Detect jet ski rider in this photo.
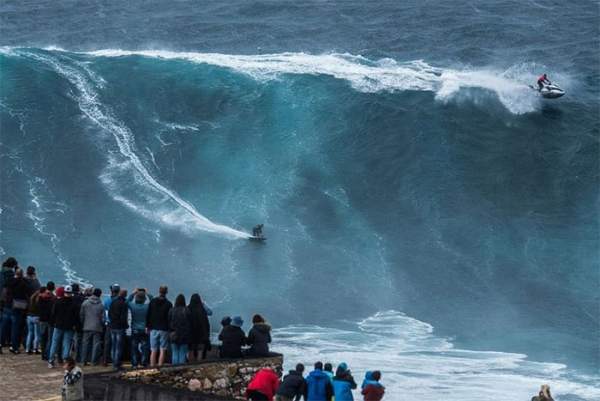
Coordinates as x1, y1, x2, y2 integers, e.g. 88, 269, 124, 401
537, 73, 551, 91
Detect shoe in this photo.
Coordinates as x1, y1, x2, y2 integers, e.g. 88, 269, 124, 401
48, 361, 55, 369
34, 349, 41, 355
9, 347, 20, 354
27, 350, 33, 355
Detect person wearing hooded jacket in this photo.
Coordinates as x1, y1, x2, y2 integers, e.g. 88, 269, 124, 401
276, 363, 306, 401
48, 285, 79, 367
306, 362, 334, 401
108, 289, 128, 370
332, 362, 357, 401
80, 288, 104, 365
219, 315, 246, 358
187, 293, 210, 362
361, 371, 384, 401
246, 313, 272, 357
7, 268, 34, 353
246, 367, 280, 401
38, 281, 56, 360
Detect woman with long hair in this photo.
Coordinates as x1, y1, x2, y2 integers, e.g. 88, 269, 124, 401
532, 385, 554, 401
168, 294, 191, 365
187, 293, 210, 362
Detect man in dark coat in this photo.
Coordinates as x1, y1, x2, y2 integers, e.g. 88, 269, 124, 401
108, 289, 128, 370
48, 285, 79, 367
5, 268, 34, 353
147, 285, 172, 367
219, 315, 246, 358
276, 363, 306, 401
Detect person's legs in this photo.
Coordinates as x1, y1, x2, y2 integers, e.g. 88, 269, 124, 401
10, 308, 23, 351
111, 329, 124, 369
140, 333, 149, 367
103, 326, 112, 365
32, 316, 40, 351
26, 316, 35, 352
74, 331, 83, 362
82, 331, 92, 364
39, 321, 48, 359
170, 343, 178, 365
180, 344, 188, 365
91, 332, 102, 365
48, 328, 64, 365
149, 330, 159, 367
61, 329, 74, 360
0, 307, 12, 346
131, 332, 140, 368
158, 330, 168, 367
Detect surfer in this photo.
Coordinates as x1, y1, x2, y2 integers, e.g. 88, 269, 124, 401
537, 73, 551, 91
252, 224, 264, 238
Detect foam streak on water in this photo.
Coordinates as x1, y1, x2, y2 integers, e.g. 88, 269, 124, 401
274, 311, 600, 401
16, 49, 249, 240
83, 49, 541, 114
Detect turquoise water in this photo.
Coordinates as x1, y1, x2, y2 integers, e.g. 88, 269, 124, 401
0, 2, 598, 399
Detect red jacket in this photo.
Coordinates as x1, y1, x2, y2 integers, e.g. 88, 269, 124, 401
246, 368, 280, 401
538, 75, 547, 83
362, 383, 385, 401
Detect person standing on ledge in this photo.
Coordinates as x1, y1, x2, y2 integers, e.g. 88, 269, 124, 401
168, 293, 192, 365
147, 285, 172, 367
108, 289, 128, 371
361, 371, 385, 401
276, 363, 306, 401
128, 288, 152, 368
187, 293, 211, 362
48, 285, 78, 368
79, 288, 104, 365
332, 362, 357, 401
306, 361, 334, 401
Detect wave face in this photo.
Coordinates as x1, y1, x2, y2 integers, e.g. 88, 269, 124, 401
0, 10, 598, 397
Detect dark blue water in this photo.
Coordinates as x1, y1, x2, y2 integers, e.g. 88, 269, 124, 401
1, 1, 598, 398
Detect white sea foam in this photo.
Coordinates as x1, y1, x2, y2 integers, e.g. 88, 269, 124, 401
81, 49, 542, 114
26, 178, 90, 286
18, 49, 249, 239
274, 311, 600, 401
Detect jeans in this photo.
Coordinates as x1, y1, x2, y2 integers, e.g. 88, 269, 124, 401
49, 328, 74, 363
110, 329, 125, 369
171, 343, 188, 365
131, 331, 149, 367
26, 315, 40, 352
82, 331, 102, 364
39, 321, 53, 360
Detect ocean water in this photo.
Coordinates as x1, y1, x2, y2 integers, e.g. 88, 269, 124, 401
0, 1, 598, 400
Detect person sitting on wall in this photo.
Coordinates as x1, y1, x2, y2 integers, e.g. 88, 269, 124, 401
246, 314, 272, 357
218, 315, 246, 358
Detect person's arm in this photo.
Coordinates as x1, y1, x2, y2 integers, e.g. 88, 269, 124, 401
267, 329, 272, 344
326, 381, 333, 401
202, 302, 213, 316
350, 375, 357, 390
247, 328, 254, 345
127, 292, 134, 303
79, 302, 86, 327
218, 329, 224, 341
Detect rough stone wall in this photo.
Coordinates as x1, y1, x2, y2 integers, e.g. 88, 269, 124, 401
118, 356, 283, 400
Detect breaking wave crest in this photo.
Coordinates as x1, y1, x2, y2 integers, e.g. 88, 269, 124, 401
83, 49, 543, 114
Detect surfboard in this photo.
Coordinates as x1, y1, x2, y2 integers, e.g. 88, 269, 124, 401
248, 236, 267, 242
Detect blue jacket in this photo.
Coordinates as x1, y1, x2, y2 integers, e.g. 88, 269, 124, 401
103, 295, 118, 324
333, 377, 356, 401
127, 293, 152, 332
306, 369, 333, 401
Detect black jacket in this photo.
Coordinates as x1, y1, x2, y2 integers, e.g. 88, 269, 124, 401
38, 292, 55, 322
277, 370, 306, 401
218, 325, 246, 358
10, 276, 33, 301
188, 305, 210, 345
168, 306, 192, 345
146, 296, 172, 331
109, 296, 129, 330
51, 296, 79, 330
72, 293, 85, 332
247, 322, 272, 356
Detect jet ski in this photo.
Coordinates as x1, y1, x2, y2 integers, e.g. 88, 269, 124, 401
532, 82, 565, 99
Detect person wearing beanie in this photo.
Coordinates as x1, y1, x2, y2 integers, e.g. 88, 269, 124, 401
80, 288, 104, 365
127, 288, 152, 368
219, 315, 246, 358
361, 371, 385, 401
38, 281, 56, 360
48, 285, 79, 367
332, 362, 357, 401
